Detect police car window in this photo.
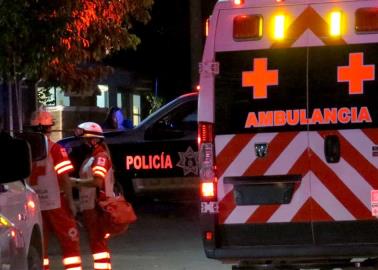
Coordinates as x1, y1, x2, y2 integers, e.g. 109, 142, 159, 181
161, 100, 197, 131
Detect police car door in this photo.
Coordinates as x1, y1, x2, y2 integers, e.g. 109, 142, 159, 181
214, 5, 312, 245
307, 1, 378, 245
132, 97, 199, 193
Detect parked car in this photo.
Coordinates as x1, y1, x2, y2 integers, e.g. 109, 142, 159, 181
59, 92, 199, 202
0, 132, 46, 270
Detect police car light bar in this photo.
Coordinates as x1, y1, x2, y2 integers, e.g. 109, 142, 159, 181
233, 15, 263, 40
355, 7, 378, 33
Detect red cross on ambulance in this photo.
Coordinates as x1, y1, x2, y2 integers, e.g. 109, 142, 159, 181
242, 58, 279, 99
337, 52, 375, 95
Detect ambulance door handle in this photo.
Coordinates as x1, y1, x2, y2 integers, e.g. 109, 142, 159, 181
324, 135, 340, 163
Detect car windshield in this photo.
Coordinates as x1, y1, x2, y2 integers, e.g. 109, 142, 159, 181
138, 93, 197, 127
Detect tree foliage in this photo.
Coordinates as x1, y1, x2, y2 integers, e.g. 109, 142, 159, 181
145, 92, 164, 114
0, 0, 153, 95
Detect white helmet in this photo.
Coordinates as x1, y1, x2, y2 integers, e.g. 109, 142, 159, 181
77, 122, 104, 138
31, 111, 54, 126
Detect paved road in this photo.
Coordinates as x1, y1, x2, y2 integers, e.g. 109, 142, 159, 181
48, 200, 231, 270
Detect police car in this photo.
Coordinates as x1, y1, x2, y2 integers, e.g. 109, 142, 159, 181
61, 92, 199, 201
198, 0, 378, 269
0, 132, 46, 270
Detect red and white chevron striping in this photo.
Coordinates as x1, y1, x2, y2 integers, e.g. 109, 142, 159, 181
215, 129, 378, 225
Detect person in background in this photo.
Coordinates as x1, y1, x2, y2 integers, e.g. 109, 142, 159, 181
70, 122, 114, 270
102, 106, 133, 130
29, 110, 82, 270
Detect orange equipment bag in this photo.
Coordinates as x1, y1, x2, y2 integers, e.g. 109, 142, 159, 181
97, 194, 137, 236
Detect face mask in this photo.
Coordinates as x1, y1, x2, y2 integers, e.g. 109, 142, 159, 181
80, 138, 94, 153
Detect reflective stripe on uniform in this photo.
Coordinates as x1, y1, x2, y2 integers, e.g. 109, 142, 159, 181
94, 262, 112, 270
93, 252, 111, 260
63, 256, 82, 265
93, 252, 111, 270
63, 256, 82, 270
57, 164, 74, 175
93, 170, 106, 178
93, 166, 107, 178
65, 267, 83, 270
54, 161, 72, 171
93, 166, 107, 174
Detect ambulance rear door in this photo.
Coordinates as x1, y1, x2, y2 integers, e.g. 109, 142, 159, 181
307, 0, 378, 246
213, 5, 313, 251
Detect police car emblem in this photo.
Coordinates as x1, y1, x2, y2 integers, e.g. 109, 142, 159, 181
255, 143, 268, 158
176, 146, 199, 176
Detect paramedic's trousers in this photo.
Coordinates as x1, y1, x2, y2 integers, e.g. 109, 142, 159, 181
42, 194, 82, 270
82, 208, 112, 270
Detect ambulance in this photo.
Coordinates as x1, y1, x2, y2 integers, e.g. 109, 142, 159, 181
197, 0, 378, 268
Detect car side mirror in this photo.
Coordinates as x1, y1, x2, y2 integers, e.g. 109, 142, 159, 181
0, 133, 32, 183
15, 132, 47, 161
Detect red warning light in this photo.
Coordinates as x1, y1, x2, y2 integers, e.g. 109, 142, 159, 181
234, 0, 244, 5
233, 15, 263, 40
355, 8, 378, 33
205, 231, 213, 241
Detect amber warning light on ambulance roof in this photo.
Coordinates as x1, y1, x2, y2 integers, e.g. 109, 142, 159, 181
233, 15, 263, 40
274, 15, 285, 40
329, 11, 342, 37
355, 8, 378, 33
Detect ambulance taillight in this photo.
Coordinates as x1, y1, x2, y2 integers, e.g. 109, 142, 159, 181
205, 18, 210, 37
355, 8, 378, 33
201, 182, 216, 198
233, 15, 263, 40
198, 122, 214, 144
198, 122, 216, 201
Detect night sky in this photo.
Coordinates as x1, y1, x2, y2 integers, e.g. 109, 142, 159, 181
105, 0, 217, 101
105, 0, 191, 100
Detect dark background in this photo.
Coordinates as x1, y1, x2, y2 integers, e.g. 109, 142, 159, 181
105, 0, 217, 101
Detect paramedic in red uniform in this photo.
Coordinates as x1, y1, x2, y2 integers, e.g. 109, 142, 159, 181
29, 111, 82, 270
70, 122, 114, 270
